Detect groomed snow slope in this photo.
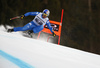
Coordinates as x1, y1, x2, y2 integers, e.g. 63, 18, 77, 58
0, 25, 100, 68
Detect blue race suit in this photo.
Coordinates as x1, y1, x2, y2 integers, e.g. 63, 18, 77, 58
14, 12, 54, 33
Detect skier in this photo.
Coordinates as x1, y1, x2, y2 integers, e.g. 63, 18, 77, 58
8, 9, 56, 37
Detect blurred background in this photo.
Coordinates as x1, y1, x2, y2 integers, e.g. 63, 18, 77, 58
0, 0, 100, 55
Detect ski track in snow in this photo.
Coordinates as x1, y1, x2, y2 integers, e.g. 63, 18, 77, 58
0, 25, 100, 68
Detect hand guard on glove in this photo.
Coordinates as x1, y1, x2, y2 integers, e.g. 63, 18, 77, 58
52, 32, 56, 37
20, 15, 25, 19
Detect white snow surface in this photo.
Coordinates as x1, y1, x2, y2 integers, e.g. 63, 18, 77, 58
0, 25, 100, 68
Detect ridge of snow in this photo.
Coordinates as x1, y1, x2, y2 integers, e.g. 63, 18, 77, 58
0, 25, 100, 68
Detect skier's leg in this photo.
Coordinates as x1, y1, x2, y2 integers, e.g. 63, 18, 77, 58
33, 25, 44, 33
14, 21, 36, 32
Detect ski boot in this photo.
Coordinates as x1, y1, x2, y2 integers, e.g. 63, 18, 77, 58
27, 30, 33, 38
7, 29, 14, 32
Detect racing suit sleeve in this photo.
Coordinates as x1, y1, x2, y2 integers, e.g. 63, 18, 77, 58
46, 20, 54, 33
24, 12, 39, 17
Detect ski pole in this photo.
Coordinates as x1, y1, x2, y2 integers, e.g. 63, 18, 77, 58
10, 16, 20, 20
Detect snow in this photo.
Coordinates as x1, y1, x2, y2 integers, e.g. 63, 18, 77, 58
0, 25, 100, 68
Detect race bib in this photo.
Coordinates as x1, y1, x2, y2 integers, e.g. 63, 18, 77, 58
33, 13, 49, 26
35, 18, 43, 25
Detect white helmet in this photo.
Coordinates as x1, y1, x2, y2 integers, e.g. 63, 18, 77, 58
43, 9, 50, 17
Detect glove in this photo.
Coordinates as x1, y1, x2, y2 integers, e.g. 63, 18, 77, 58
20, 15, 25, 19
52, 32, 56, 37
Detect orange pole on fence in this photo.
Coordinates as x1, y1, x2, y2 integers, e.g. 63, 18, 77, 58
58, 9, 64, 45
37, 31, 41, 39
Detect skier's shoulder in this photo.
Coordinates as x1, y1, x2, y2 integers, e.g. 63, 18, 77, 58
46, 17, 49, 20
37, 12, 49, 19
37, 12, 42, 15
36, 12, 42, 16
46, 18, 50, 24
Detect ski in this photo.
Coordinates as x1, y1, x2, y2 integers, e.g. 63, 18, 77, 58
22, 31, 33, 38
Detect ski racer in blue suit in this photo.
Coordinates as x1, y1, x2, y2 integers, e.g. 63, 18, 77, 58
8, 9, 56, 36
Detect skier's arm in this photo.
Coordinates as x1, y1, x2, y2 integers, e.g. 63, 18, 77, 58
46, 20, 56, 37
20, 12, 39, 19
24, 12, 40, 17
46, 20, 54, 33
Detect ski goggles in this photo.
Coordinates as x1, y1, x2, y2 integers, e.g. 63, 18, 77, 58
43, 13, 48, 17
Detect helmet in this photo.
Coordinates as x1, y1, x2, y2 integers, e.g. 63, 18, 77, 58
43, 9, 50, 17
